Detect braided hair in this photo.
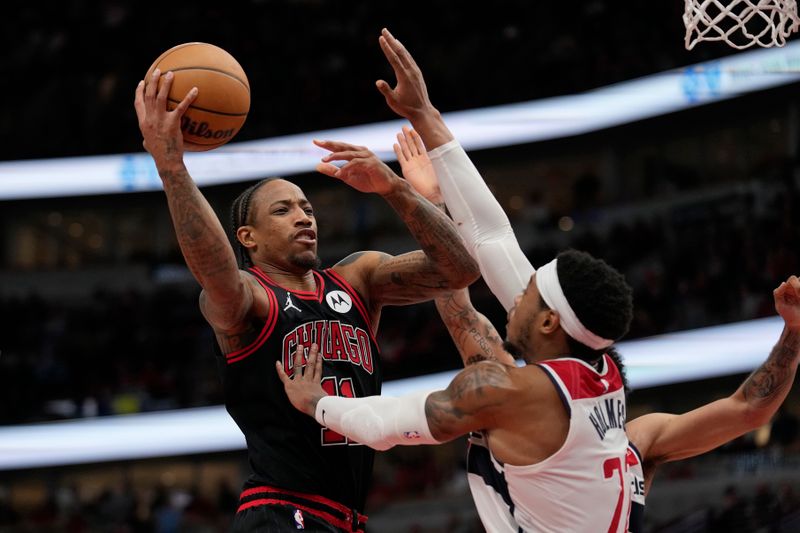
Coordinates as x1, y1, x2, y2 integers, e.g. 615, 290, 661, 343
229, 178, 277, 268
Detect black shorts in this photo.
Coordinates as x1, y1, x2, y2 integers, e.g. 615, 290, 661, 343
232, 485, 367, 533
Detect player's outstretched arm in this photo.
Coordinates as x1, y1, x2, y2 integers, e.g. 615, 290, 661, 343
377, 29, 534, 311
134, 70, 253, 330
628, 276, 800, 471
278, 342, 515, 450
394, 126, 514, 368
316, 139, 479, 307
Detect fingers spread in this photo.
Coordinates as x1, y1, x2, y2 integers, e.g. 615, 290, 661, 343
314, 139, 366, 153
410, 128, 426, 154
174, 86, 198, 117
397, 131, 411, 160
145, 69, 161, 105
375, 79, 393, 98
322, 150, 367, 163
314, 345, 323, 380
156, 71, 173, 108
307, 343, 321, 381
134, 80, 146, 122
379, 35, 403, 72
393, 143, 404, 163
316, 162, 341, 177
275, 361, 289, 384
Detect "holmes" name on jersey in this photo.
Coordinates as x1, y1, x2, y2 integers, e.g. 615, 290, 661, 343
282, 320, 374, 376
588, 398, 626, 440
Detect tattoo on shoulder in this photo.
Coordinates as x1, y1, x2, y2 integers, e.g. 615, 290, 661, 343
446, 363, 510, 410
336, 251, 369, 267
466, 354, 490, 365
425, 363, 510, 435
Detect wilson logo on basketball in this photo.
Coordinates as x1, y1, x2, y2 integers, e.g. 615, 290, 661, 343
180, 118, 235, 140
325, 290, 352, 313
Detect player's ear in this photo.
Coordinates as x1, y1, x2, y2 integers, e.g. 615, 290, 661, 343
237, 226, 256, 249
539, 309, 560, 335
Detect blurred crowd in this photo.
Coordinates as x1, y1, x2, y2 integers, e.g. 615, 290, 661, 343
2, 3, 800, 531
1, 446, 800, 532
1, 1, 729, 161
1, 169, 798, 424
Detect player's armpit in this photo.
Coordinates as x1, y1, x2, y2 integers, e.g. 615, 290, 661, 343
425, 361, 516, 442
199, 270, 262, 333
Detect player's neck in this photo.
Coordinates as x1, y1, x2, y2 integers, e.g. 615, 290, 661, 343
525, 337, 571, 364
255, 261, 317, 292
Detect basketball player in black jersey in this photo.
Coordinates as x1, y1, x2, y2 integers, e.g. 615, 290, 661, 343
134, 69, 479, 532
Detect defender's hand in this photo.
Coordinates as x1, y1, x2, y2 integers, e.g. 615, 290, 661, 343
775, 275, 800, 330
276, 343, 326, 418
314, 139, 401, 196
376, 28, 435, 120
134, 69, 198, 170
395, 127, 442, 205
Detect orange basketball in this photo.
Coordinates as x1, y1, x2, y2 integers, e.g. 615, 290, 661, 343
145, 43, 250, 151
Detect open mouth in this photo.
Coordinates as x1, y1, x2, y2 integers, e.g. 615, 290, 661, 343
294, 229, 317, 244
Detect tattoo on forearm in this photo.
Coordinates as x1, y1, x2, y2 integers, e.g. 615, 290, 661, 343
742, 328, 800, 406
383, 187, 476, 291
436, 293, 502, 364
161, 168, 239, 287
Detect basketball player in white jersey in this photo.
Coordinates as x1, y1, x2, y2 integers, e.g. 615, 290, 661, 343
366, 30, 800, 533
279, 34, 637, 533
389, 126, 800, 532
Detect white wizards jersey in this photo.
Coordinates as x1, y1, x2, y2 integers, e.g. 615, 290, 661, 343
466, 354, 631, 533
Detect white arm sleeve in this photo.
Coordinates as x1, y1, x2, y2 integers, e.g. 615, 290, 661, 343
429, 140, 535, 311
315, 391, 439, 451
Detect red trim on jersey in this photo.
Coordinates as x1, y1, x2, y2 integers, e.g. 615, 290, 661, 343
627, 442, 643, 467
538, 354, 623, 400
324, 268, 380, 349
225, 279, 279, 364
237, 498, 362, 532
250, 267, 325, 301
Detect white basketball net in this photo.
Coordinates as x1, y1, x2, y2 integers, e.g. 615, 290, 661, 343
684, 0, 800, 49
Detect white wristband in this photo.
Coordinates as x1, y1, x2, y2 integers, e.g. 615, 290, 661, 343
315, 391, 438, 451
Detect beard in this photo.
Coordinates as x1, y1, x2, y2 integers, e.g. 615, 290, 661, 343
290, 251, 321, 270
503, 340, 523, 358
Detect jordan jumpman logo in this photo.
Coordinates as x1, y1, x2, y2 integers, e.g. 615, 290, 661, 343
284, 294, 301, 313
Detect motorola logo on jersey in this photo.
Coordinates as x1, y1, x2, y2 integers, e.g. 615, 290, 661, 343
325, 290, 352, 314
282, 319, 374, 376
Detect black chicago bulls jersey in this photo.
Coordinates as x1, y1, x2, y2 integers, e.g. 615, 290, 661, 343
218, 266, 382, 513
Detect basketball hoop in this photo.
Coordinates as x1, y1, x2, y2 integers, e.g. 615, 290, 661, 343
684, 0, 800, 49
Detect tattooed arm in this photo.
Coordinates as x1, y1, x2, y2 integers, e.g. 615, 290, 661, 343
627, 276, 800, 472
134, 69, 256, 334
279, 341, 520, 447
434, 291, 515, 366
424, 361, 518, 441
318, 139, 478, 308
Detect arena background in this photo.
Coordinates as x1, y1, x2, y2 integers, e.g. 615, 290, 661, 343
1, 2, 799, 531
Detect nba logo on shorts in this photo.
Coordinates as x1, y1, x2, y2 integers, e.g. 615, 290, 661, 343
294, 508, 305, 529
